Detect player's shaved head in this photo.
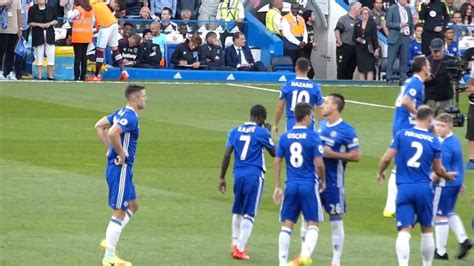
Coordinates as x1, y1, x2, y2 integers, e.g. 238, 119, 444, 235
435, 113, 453, 125
250, 104, 267, 124
328, 93, 345, 113
416, 105, 434, 121
295, 58, 310, 73
294, 102, 312, 122
125, 84, 145, 100
412, 56, 428, 73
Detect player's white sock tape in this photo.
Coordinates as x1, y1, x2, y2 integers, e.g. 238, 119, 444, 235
421, 233, 434, 266
330, 219, 344, 265
237, 217, 253, 252
301, 225, 319, 258
232, 214, 242, 246
396, 231, 410, 266
434, 219, 449, 255
279, 227, 292, 266
384, 169, 397, 213
448, 214, 468, 243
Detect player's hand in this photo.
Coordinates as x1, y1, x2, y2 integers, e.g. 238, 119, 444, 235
273, 187, 282, 204
114, 155, 125, 165
444, 171, 457, 182
218, 178, 226, 194
271, 125, 279, 136
319, 181, 326, 193
323, 146, 334, 158
376, 172, 385, 185
312, 41, 318, 50
459, 184, 466, 195
263, 122, 272, 132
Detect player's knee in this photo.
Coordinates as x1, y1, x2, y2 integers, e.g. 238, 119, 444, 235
128, 201, 138, 213
329, 214, 343, 221
435, 215, 447, 220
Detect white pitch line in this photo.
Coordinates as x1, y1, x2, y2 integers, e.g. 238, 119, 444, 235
226, 83, 395, 110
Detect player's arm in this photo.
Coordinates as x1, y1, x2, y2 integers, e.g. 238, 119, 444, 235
218, 147, 233, 193
377, 148, 397, 184
108, 124, 125, 165
314, 156, 325, 192
273, 157, 283, 204
314, 105, 323, 121
273, 99, 285, 135
323, 147, 361, 162
401, 95, 416, 115
432, 158, 456, 182
94, 116, 112, 149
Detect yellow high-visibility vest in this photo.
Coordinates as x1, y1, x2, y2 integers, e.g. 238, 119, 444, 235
219, 0, 241, 21
266, 8, 281, 35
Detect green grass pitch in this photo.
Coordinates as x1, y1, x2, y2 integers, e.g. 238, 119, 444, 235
0, 81, 472, 265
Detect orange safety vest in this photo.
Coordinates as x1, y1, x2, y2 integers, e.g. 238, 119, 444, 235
282, 13, 305, 37
72, 7, 94, 44
91, 1, 116, 28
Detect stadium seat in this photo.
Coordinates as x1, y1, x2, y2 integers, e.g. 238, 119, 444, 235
271, 56, 294, 72
380, 57, 400, 81
165, 44, 178, 69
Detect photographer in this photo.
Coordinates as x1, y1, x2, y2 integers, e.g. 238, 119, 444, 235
424, 38, 455, 116
464, 48, 474, 170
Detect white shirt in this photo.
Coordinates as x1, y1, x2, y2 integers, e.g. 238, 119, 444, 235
234, 45, 248, 66
281, 14, 308, 46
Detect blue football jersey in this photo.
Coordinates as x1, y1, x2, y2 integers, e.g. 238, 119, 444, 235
226, 122, 274, 177
279, 78, 324, 119
276, 126, 324, 184
390, 127, 441, 184
435, 133, 464, 187
408, 39, 422, 63
392, 75, 424, 137
445, 41, 459, 57
318, 119, 359, 188
106, 106, 140, 166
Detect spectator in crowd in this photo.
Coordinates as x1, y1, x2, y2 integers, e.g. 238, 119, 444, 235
198, 0, 219, 28
122, 21, 135, 39
335, 1, 361, 80
386, 0, 412, 85
451, 11, 469, 38
412, 10, 419, 26
118, 33, 141, 67
60, 0, 75, 16
150, 0, 176, 18
216, 0, 244, 32
66, 0, 94, 81
150, 21, 165, 53
460, 3, 472, 25
133, 7, 152, 32
224, 32, 265, 71
302, 9, 318, 79
178, 22, 189, 38
199, 31, 231, 70
124, 0, 148, 18
265, 0, 283, 36
419, 0, 449, 55
445, 0, 460, 15
444, 26, 459, 57
160, 7, 178, 34
28, 0, 58, 80
171, 34, 205, 69
424, 38, 455, 116
113, 1, 127, 19
281, 2, 306, 66
13, 0, 32, 80
176, 0, 199, 20
137, 28, 162, 68
353, 6, 379, 80
0, 0, 21, 80
370, 0, 388, 36
408, 23, 423, 67
451, 10, 462, 24
139, 6, 152, 19
180, 9, 196, 34
382, 0, 395, 12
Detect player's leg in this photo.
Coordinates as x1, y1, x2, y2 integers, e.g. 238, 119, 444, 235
383, 168, 397, 217
433, 186, 449, 259
446, 186, 472, 259
90, 27, 111, 80
231, 176, 244, 250
320, 187, 345, 266
108, 24, 128, 81
236, 175, 264, 258
395, 184, 415, 266
278, 185, 299, 266
416, 184, 435, 266
103, 164, 133, 265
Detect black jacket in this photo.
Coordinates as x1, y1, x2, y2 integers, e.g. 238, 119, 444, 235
352, 19, 379, 52
171, 40, 205, 67
138, 41, 162, 67
425, 55, 455, 101
28, 5, 57, 46
420, 1, 449, 32
199, 43, 224, 67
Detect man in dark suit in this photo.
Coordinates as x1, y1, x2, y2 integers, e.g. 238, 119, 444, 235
225, 32, 266, 72
386, 0, 413, 85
